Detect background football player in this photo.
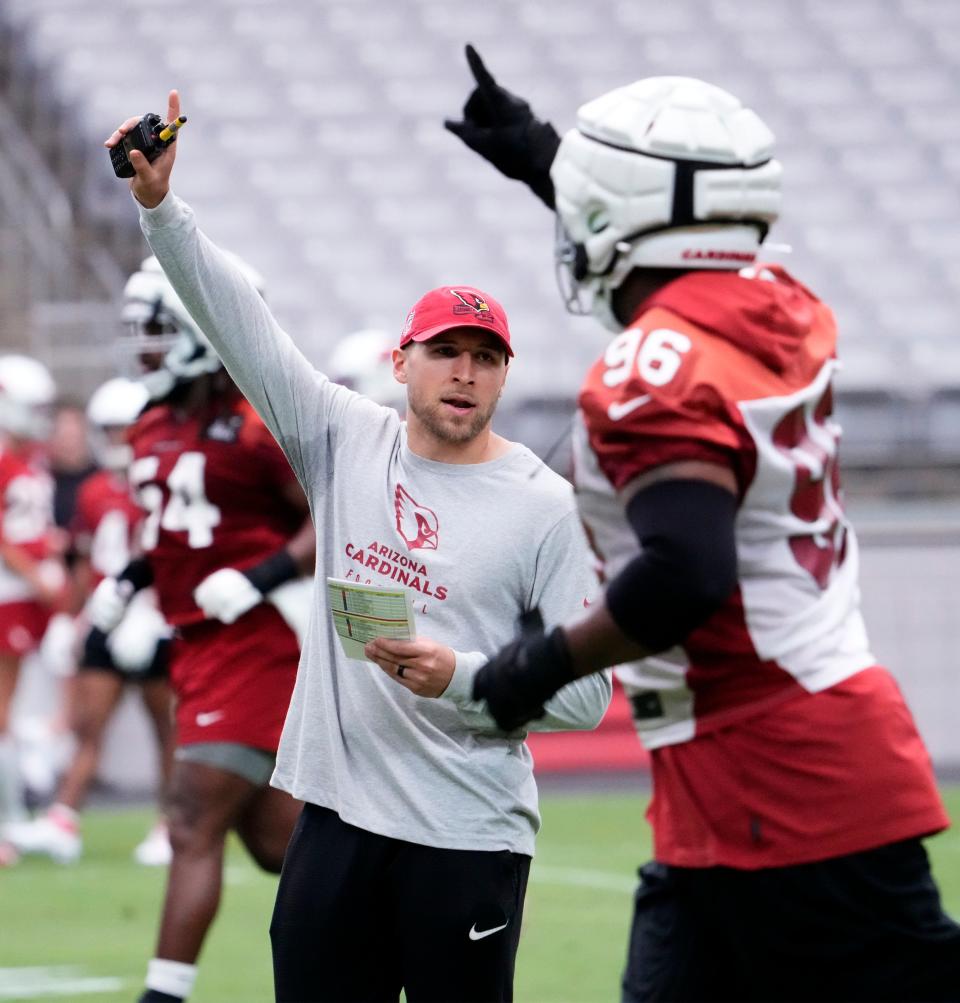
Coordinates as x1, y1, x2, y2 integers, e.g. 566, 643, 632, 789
0, 354, 66, 867
11, 376, 175, 866
326, 327, 407, 412
448, 49, 960, 1001
89, 258, 315, 1003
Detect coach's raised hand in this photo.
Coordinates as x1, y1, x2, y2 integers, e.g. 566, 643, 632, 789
104, 89, 181, 209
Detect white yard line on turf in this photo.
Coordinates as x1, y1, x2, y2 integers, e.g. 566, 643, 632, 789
530, 865, 635, 893
0, 967, 125, 1000
225, 861, 635, 893
222, 858, 637, 898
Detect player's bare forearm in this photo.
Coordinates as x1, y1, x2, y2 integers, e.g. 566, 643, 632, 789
285, 517, 316, 575
104, 89, 180, 208
281, 481, 315, 574
68, 557, 95, 616
0, 542, 65, 606
563, 601, 651, 678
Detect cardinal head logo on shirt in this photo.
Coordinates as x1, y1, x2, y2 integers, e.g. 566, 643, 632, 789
394, 483, 439, 551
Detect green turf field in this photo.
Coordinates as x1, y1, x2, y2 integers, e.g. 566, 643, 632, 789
2, 787, 958, 1002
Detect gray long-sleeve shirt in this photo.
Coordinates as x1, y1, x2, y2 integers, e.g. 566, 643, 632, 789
138, 193, 611, 855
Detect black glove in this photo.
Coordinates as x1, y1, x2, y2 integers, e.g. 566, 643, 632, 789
444, 44, 561, 209
472, 619, 577, 732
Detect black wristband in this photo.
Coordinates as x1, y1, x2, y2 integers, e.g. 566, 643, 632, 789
472, 625, 577, 732
243, 548, 298, 594
118, 557, 154, 592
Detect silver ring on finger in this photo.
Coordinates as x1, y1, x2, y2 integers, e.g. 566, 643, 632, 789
397, 664, 408, 679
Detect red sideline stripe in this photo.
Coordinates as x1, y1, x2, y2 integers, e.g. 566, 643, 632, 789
528, 680, 650, 773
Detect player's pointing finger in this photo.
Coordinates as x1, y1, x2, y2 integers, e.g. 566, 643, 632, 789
466, 44, 497, 90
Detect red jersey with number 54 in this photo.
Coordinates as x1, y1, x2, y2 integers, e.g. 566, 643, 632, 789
128, 396, 301, 626
573, 265, 946, 868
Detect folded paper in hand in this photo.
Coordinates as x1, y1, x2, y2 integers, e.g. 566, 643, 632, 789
326, 577, 417, 661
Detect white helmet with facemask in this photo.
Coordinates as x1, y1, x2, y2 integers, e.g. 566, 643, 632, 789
0, 354, 57, 441
326, 329, 403, 409
121, 254, 265, 400
551, 76, 782, 331
86, 377, 150, 471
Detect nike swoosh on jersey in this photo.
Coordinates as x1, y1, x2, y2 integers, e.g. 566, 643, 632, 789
607, 394, 653, 421
468, 921, 509, 941
195, 711, 225, 727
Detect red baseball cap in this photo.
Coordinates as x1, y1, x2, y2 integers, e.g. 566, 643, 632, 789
399, 285, 513, 357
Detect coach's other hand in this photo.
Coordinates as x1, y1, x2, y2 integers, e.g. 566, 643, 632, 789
364, 636, 456, 698
104, 89, 181, 209
472, 627, 576, 732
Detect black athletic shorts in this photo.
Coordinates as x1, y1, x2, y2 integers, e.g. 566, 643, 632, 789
80, 627, 170, 682
622, 838, 960, 1002
270, 803, 531, 1003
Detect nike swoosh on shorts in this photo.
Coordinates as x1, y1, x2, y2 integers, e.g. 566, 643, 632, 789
468, 921, 509, 941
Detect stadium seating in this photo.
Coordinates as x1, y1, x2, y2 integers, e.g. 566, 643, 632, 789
2, 0, 959, 777
1, 0, 959, 461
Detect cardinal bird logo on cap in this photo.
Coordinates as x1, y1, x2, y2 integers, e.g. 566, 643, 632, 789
450, 289, 491, 315
395, 483, 439, 551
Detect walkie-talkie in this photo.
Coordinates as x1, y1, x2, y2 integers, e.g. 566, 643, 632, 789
110, 112, 187, 178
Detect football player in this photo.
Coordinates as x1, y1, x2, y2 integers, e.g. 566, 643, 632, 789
326, 328, 406, 411
0, 354, 65, 867
89, 259, 315, 1003
10, 376, 175, 866
448, 50, 960, 1000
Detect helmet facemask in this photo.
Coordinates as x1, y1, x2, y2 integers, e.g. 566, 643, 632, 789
86, 377, 149, 470
327, 329, 405, 409
118, 257, 225, 401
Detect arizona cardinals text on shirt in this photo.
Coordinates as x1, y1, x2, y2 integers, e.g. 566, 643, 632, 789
343, 540, 448, 601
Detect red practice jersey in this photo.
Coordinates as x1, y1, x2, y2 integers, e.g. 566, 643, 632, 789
72, 469, 142, 584
128, 396, 302, 627
128, 395, 304, 750
0, 445, 55, 604
573, 265, 947, 868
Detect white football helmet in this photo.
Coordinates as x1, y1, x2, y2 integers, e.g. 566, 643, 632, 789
121, 253, 265, 400
0, 354, 57, 441
86, 377, 150, 471
326, 329, 403, 409
551, 76, 783, 331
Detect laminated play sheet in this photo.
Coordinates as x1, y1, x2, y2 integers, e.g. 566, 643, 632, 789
325, 577, 417, 661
